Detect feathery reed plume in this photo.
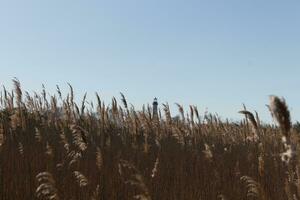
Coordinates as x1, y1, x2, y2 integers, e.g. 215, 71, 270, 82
36, 172, 59, 200
189, 105, 195, 126
81, 92, 87, 115
240, 176, 266, 200
68, 151, 82, 169
255, 111, 261, 128
67, 83, 74, 106
268, 96, 293, 164
18, 142, 24, 156
203, 143, 213, 161
162, 103, 172, 125
13, 77, 22, 105
73, 171, 88, 187
95, 92, 102, 111
269, 95, 291, 137
239, 110, 259, 141
238, 110, 258, 130
175, 103, 185, 122
70, 124, 88, 152
42, 84, 49, 110
56, 85, 62, 100
120, 92, 128, 109
193, 106, 200, 124
74, 104, 80, 118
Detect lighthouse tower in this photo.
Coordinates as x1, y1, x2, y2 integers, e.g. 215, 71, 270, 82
153, 98, 158, 118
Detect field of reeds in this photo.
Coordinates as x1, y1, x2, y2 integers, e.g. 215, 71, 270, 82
1, 79, 300, 200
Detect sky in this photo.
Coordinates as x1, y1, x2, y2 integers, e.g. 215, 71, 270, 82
0, 0, 299, 122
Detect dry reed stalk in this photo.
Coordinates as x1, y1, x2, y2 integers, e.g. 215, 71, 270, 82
189, 105, 195, 126
151, 157, 159, 178
96, 147, 103, 170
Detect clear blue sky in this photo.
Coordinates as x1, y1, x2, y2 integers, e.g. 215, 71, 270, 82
0, 0, 299, 122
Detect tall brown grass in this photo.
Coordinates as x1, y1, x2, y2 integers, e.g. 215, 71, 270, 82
0, 80, 299, 199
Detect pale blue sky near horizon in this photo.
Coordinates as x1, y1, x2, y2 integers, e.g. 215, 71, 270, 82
0, 0, 299, 122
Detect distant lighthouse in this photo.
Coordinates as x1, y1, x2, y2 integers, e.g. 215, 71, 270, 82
153, 98, 158, 118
